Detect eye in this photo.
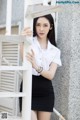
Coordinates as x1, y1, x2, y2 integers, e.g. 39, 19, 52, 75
43, 24, 48, 27
36, 23, 40, 26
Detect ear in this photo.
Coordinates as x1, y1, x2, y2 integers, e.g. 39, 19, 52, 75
50, 24, 53, 30
50, 27, 52, 30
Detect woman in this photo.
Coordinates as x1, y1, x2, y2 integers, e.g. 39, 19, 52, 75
20, 14, 62, 120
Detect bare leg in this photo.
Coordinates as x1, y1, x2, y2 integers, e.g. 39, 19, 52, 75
31, 110, 37, 120
38, 111, 51, 120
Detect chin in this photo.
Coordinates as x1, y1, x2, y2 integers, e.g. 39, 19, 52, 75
38, 35, 45, 39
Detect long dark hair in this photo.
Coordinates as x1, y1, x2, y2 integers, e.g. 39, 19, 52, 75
33, 14, 57, 47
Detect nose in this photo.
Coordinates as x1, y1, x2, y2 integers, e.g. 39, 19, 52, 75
40, 26, 44, 31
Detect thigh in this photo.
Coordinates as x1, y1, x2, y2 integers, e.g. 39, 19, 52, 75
31, 110, 37, 120
38, 111, 51, 120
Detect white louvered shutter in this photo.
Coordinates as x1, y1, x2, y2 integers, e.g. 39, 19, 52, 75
0, 41, 20, 116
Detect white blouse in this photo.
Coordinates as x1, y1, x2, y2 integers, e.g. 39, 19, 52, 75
31, 37, 62, 76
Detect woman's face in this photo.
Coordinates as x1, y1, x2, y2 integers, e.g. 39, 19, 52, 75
35, 17, 51, 40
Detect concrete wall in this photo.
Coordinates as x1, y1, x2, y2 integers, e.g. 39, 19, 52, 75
52, 4, 80, 120
68, 5, 80, 120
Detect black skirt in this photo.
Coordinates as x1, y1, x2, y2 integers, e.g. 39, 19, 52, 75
19, 75, 55, 112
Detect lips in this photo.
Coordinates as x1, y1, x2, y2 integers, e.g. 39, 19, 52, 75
39, 33, 45, 35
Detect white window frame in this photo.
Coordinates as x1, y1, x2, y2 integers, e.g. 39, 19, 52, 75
0, 21, 21, 35
0, 21, 21, 116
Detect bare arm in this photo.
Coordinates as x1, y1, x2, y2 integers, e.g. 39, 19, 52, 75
33, 62, 58, 80
27, 50, 58, 80
40, 63, 58, 80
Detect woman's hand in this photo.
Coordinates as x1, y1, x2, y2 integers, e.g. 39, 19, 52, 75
21, 27, 32, 36
26, 49, 38, 70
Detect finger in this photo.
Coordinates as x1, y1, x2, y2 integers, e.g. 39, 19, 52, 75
21, 32, 27, 36
26, 54, 32, 60
25, 29, 32, 33
21, 33, 32, 37
21, 27, 32, 36
27, 58, 32, 63
23, 27, 31, 31
27, 56, 33, 63
25, 31, 32, 36
22, 29, 31, 34
27, 53, 33, 57
31, 49, 35, 56
27, 52, 34, 59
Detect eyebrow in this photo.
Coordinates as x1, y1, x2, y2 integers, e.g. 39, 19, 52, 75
36, 22, 49, 24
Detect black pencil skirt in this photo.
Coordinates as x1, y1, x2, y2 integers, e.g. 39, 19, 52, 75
19, 75, 55, 112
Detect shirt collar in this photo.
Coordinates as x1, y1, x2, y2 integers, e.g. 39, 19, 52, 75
33, 36, 53, 50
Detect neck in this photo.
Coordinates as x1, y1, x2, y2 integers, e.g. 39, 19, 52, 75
37, 36, 48, 49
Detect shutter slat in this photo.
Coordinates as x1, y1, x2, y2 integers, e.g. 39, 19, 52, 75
2, 45, 18, 47
1, 75, 15, 78
1, 71, 15, 74
2, 60, 18, 63
0, 98, 14, 108
1, 73, 15, 77
0, 88, 14, 92
1, 80, 14, 84
2, 51, 18, 54
2, 54, 18, 56
2, 57, 17, 60
1, 82, 14, 86
1, 85, 14, 89
0, 105, 13, 116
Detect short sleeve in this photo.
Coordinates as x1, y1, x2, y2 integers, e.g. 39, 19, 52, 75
52, 49, 62, 67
